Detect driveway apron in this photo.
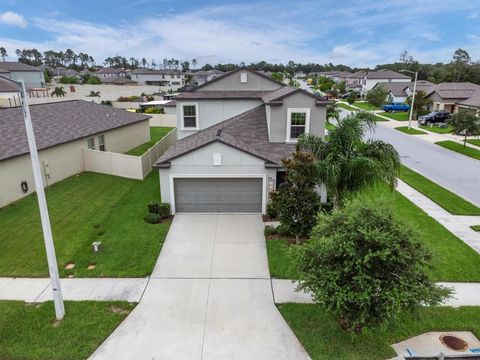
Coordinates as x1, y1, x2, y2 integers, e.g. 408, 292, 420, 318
89, 214, 310, 360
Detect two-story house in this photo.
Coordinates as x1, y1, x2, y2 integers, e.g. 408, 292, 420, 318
154, 68, 329, 214
131, 69, 184, 89
95, 67, 127, 78
357, 69, 411, 95
0, 62, 46, 89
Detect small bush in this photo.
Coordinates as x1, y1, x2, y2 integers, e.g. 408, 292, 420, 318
147, 201, 160, 214
144, 213, 161, 224
59, 76, 78, 84
276, 224, 292, 236
264, 225, 278, 236
144, 107, 163, 114
266, 199, 277, 219
86, 76, 101, 85
157, 203, 171, 218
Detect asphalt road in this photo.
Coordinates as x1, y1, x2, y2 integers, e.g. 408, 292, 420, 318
338, 110, 480, 206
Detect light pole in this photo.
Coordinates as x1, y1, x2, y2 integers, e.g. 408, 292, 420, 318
400, 69, 418, 130
2, 76, 65, 320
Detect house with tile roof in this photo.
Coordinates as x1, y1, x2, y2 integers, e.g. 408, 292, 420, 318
0, 62, 46, 89
0, 100, 150, 207
425, 82, 480, 113
154, 68, 329, 214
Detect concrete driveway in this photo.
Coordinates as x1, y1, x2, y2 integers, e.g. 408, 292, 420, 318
89, 215, 310, 360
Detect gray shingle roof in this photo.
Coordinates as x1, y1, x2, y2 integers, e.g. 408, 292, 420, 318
0, 100, 150, 161
365, 69, 411, 80
154, 105, 295, 167
95, 68, 126, 74
458, 91, 480, 107
426, 82, 480, 99
261, 86, 297, 103
0, 77, 20, 92
0, 62, 42, 72
375, 81, 433, 97
176, 90, 271, 100
101, 76, 137, 84
131, 68, 182, 75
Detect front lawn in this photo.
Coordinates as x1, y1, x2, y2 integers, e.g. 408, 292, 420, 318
379, 112, 409, 121
279, 304, 480, 360
419, 125, 454, 134
435, 141, 480, 160
0, 300, 135, 360
395, 126, 427, 135
266, 185, 480, 282
353, 101, 379, 111
0, 171, 170, 277
337, 102, 358, 111
399, 165, 480, 215
373, 114, 389, 122
125, 127, 174, 156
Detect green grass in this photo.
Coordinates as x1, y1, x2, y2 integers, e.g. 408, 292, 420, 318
0, 300, 135, 360
471, 225, 480, 232
336, 102, 358, 111
0, 171, 170, 277
278, 304, 480, 360
467, 139, 480, 147
373, 115, 389, 122
399, 165, 480, 215
125, 127, 174, 156
325, 122, 336, 132
395, 126, 427, 135
353, 101, 379, 111
378, 111, 409, 121
419, 125, 454, 134
266, 185, 480, 282
435, 140, 480, 160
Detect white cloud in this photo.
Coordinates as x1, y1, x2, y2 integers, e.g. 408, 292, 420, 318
0, 11, 27, 28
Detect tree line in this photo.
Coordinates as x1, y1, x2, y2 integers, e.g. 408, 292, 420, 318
0, 46, 478, 84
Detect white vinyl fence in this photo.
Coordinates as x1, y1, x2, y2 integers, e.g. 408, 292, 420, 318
83, 128, 177, 180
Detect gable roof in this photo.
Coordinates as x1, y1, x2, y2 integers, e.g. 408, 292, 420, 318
375, 80, 433, 97
458, 91, 480, 107
425, 82, 480, 99
0, 100, 150, 161
0, 76, 20, 92
191, 68, 285, 91
365, 69, 411, 80
154, 105, 295, 167
0, 62, 42, 72
176, 90, 271, 100
95, 67, 127, 74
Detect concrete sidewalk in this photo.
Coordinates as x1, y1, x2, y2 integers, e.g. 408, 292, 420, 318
272, 279, 480, 307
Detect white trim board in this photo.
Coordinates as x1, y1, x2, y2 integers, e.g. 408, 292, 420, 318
180, 102, 200, 130
168, 174, 267, 214
286, 107, 310, 142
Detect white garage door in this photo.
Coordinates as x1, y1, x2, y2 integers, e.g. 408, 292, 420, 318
173, 178, 263, 213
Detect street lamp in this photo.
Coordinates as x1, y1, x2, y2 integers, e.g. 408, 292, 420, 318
1, 76, 65, 320
400, 69, 418, 130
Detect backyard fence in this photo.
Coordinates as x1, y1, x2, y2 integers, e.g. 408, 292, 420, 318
83, 128, 177, 180
148, 114, 176, 127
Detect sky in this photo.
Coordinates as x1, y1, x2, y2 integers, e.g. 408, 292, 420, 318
0, 0, 479, 68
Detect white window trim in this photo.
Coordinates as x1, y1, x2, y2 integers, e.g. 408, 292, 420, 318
87, 137, 95, 150
168, 174, 267, 215
240, 72, 248, 83
286, 108, 310, 143
180, 102, 200, 130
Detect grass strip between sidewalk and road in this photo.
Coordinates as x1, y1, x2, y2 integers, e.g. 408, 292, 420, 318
378, 112, 409, 121
435, 140, 480, 160
0, 300, 135, 360
278, 304, 480, 360
467, 139, 480, 147
419, 125, 454, 134
399, 165, 480, 215
471, 225, 480, 232
395, 126, 427, 135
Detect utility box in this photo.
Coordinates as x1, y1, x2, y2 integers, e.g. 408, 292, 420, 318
92, 241, 103, 253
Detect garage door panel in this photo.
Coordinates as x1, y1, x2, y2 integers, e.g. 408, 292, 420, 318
174, 178, 262, 213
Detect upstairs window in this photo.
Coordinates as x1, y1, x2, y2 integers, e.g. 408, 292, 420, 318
182, 104, 198, 129
240, 72, 248, 83
287, 108, 310, 141
98, 135, 105, 151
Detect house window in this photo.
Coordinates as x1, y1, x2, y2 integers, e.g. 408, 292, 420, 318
287, 108, 310, 141
87, 137, 95, 149
182, 104, 198, 129
240, 72, 248, 83
98, 135, 105, 151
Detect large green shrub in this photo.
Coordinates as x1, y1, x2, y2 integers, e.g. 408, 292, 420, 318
58, 76, 78, 84
293, 198, 450, 332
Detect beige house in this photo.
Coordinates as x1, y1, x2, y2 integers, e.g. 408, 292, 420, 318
0, 100, 150, 207
425, 82, 480, 113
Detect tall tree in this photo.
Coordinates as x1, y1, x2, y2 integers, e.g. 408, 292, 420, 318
406, 90, 431, 118
0, 47, 7, 61
141, 57, 147, 68
366, 86, 388, 111
451, 48, 471, 81
297, 112, 400, 208
191, 58, 197, 69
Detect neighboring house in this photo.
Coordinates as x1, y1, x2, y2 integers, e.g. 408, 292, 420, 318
101, 76, 137, 85
373, 80, 433, 103
345, 71, 367, 88
153, 68, 329, 214
357, 69, 411, 95
130, 69, 184, 89
425, 82, 480, 113
0, 76, 21, 107
458, 91, 480, 110
188, 70, 224, 86
95, 67, 127, 78
332, 71, 352, 83
0, 62, 46, 89
0, 100, 150, 207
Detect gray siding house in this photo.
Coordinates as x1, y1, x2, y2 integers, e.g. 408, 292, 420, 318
0, 62, 46, 89
425, 82, 480, 113
154, 69, 329, 214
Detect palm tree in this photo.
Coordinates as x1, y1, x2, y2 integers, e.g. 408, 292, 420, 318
297, 111, 400, 208
51, 87, 66, 97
